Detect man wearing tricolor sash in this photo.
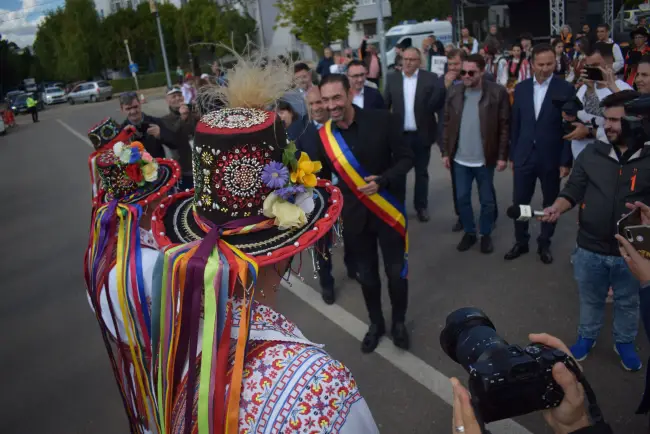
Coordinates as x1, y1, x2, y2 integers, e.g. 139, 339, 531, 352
318, 74, 414, 353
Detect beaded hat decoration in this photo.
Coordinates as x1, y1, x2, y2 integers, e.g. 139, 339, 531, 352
148, 48, 343, 434
88, 117, 127, 151
94, 140, 180, 207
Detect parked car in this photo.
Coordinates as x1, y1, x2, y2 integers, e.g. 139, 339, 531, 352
11, 92, 43, 114
0, 116, 6, 136
11, 93, 30, 114
5, 90, 24, 106
43, 87, 67, 105
67, 81, 113, 104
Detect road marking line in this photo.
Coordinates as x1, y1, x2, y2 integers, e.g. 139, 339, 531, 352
57, 119, 93, 148
282, 275, 533, 434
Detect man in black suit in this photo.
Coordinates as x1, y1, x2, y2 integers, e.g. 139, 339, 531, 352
385, 47, 446, 222
506, 44, 574, 264
346, 60, 385, 110
288, 88, 358, 305
318, 74, 414, 353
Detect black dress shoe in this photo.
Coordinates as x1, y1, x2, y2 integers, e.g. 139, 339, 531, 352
452, 218, 463, 232
321, 283, 335, 305
504, 243, 529, 260
391, 322, 410, 350
416, 209, 430, 222
457, 233, 477, 252
361, 323, 386, 353
538, 246, 553, 264
480, 235, 494, 254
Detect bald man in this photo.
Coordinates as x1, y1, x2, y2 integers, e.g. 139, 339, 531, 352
385, 46, 446, 222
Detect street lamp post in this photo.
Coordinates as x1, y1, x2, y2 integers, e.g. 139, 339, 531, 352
124, 39, 140, 91
375, 0, 388, 92
149, 0, 173, 89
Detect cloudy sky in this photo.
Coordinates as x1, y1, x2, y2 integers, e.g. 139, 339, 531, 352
0, 0, 64, 48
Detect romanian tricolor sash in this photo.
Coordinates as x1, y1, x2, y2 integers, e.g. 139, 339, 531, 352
320, 120, 408, 277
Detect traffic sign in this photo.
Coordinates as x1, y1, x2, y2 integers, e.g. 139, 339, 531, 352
129, 63, 139, 74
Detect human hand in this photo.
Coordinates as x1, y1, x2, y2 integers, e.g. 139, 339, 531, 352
625, 201, 650, 224
599, 66, 617, 90
496, 160, 507, 172
616, 234, 650, 282
539, 204, 562, 223
563, 123, 589, 140
560, 166, 570, 178
358, 175, 379, 195
147, 124, 161, 139
509, 161, 515, 171
179, 104, 190, 119
529, 333, 590, 434
442, 156, 451, 170
450, 378, 482, 434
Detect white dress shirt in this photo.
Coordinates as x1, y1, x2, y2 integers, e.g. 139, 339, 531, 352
402, 70, 418, 131
352, 88, 365, 108
533, 75, 553, 120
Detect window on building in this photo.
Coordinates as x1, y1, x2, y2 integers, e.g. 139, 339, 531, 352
359, 0, 376, 5
363, 21, 377, 37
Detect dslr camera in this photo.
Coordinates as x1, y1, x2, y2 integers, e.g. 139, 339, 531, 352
623, 95, 650, 148
552, 95, 585, 135
440, 308, 571, 423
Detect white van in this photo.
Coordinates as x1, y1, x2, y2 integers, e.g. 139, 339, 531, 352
385, 19, 453, 67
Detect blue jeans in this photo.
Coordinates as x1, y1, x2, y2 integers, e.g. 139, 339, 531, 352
453, 162, 496, 236
573, 247, 640, 343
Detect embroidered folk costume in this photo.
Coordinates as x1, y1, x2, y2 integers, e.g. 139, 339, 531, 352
87, 54, 378, 434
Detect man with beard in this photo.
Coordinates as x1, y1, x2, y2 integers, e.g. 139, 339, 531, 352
318, 74, 413, 352
160, 87, 196, 189
540, 90, 645, 372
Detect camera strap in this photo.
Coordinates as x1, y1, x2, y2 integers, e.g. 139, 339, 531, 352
565, 357, 605, 424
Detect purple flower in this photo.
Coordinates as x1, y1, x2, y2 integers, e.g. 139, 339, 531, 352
262, 162, 289, 189
275, 185, 306, 200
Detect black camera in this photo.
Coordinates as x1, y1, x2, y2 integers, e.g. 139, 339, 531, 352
440, 308, 570, 423
623, 95, 650, 148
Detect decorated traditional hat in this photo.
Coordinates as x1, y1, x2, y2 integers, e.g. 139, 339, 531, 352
92, 140, 180, 208
88, 117, 127, 151
147, 52, 343, 433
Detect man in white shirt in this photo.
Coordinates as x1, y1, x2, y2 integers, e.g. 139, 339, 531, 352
596, 23, 625, 75
384, 47, 446, 222
346, 60, 385, 110
564, 42, 632, 158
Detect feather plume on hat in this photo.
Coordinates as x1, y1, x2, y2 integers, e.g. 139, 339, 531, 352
196, 46, 294, 112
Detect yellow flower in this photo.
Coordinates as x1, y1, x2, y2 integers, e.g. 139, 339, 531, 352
142, 162, 158, 183
263, 192, 307, 230
290, 152, 322, 188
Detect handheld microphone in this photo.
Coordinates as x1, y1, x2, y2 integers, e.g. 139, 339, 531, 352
506, 205, 545, 221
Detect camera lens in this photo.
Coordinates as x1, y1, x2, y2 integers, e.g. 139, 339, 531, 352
440, 307, 509, 369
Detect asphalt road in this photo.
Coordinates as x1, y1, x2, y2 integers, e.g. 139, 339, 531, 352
0, 99, 648, 433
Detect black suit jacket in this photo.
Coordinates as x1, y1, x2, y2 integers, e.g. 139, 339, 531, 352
384, 69, 446, 146
362, 86, 385, 110
290, 115, 322, 161
316, 107, 414, 234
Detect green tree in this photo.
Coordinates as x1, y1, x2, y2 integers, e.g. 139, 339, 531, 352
33, 8, 66, 79
390, 0, 451, 24
175, 0, 256, 69
58, 0, 102, 81
274, 0, 357, 51
98, 8, 138, 72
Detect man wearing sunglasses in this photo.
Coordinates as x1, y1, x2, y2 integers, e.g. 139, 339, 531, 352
441, 54, 510, 254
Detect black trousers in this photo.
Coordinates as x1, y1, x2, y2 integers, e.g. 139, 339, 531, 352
345, 213, 408, 325
513, 163, 560, 248
315, 229, 356, 287
403, 132, 431, 211
30, 107, 38, 122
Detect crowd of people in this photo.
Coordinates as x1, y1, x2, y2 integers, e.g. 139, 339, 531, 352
78, 18, 650, 433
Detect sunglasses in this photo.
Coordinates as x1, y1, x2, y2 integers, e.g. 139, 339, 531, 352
460, 70, 477, 77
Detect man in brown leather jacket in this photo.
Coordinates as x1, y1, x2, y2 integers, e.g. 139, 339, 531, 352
441, 54, 510, 254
